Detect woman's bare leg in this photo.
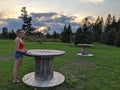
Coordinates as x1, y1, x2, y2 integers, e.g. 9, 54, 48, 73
13, 59, 22, 82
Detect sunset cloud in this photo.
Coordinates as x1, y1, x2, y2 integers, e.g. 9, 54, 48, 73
0, 0, 119, 33
76, 0, 105, 4
0, 12, 80, 34
88, 0, 105, 4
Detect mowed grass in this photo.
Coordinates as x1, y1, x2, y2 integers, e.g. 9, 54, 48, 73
0, 40, 120, 90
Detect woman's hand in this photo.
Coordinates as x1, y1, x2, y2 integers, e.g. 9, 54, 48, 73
24, 49, 27, 53
26, 51, 31, 54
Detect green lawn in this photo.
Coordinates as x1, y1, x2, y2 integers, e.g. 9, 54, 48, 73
0, 40, 120, 90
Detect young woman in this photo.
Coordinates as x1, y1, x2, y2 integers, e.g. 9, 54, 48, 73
13, 29, 27, 83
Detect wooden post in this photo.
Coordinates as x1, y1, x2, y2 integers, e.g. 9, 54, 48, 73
81, 46, 89, 55
35, 57, 53, 81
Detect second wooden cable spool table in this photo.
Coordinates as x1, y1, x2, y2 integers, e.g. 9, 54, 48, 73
77, 44, 93, 56
22, 49, 66, 87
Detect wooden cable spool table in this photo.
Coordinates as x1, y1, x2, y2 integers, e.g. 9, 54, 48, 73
22, 49, 65, 87
77, 44, 93, 56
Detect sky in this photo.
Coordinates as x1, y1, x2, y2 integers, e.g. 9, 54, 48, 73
0, 0, 120, 33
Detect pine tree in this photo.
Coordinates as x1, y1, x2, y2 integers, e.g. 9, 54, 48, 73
114, 18, 120, 46
114, 30, 120, 47
61, 24, 72, 43
116, 18, 120, 32
103, 14, 117, 45
46, 32, 51, 38
93, 16, 103, 42
67, 24, 72, 43
52, 31, 59, 39
74, 17, 92, 45
111, 16, 117, 29
105, 14, 112, 33
83, 24, 92, 44
61, 25, 67, 43
105, 28, 116, 45
74, 27, 83, 45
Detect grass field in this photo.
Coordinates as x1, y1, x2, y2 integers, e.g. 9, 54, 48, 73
0, 40, 120, 90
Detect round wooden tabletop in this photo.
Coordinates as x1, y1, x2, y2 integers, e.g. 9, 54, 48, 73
25, 49, 65, 57
78, 44, 93, 47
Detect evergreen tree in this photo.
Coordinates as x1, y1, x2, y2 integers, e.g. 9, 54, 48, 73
116, 18, 120, 32
61, 24, 72, 43
74, 17, 92, 45
114, 30, 120, 47
61, 25, 67, 43
93, 16, 103, 42
105, 15, 118, 45
100, 32, 106, 43
52, 31, 59, 39
111, 16, 117, 29
103, 14, 117, 45
46, 32, 51, 38
83, 24, 92, 44
114, 18, 120, 46
66, 24, 72, 43
105, 14, 112, 33
74, 27, 83, 45
105, 28, 116, 45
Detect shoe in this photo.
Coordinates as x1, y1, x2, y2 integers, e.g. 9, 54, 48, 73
13, 80, 20, 83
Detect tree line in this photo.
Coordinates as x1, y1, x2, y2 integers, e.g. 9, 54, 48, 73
0, 27, 60, 40
0, 27, 17, 39
61, 14, 120, 47
0, 14, 120, 46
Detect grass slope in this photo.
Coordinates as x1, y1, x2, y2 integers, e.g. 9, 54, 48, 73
0, 40, 120, 90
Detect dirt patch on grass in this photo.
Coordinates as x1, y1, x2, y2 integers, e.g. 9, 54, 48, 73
0, 56, 13, 61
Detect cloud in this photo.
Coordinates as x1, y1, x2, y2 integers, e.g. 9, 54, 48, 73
0, 12, 80, 34
76, 0, 105, 4
0, 18, 23, 33
88, 0, 105, 4
31, 12, 80, 33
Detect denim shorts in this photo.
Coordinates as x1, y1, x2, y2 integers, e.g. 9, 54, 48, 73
14, 51, 23, 60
